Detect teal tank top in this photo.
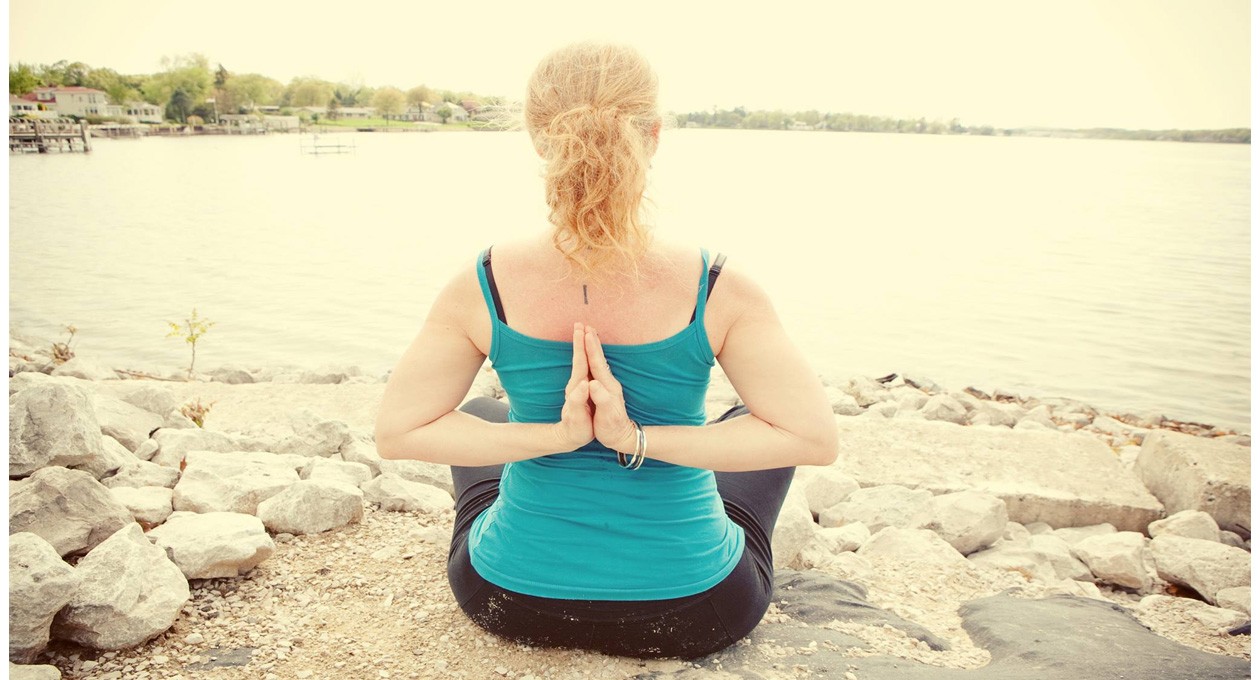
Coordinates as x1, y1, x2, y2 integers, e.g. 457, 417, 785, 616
467, 248, 745, 600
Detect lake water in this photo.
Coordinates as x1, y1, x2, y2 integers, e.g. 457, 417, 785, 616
9, 129, 1251, 432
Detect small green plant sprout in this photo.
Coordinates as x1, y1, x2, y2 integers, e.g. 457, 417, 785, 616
51, 325, 78, 365
166, 308, 215, 379
179, 397, 216, 428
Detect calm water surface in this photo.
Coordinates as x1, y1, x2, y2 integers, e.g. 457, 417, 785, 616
9, 130, 1251, 431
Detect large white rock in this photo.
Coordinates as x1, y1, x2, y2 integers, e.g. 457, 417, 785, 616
830, 417, 1163, 532
376, 458, 455, 495
827, 389, 863, 416
10, 533, 80, 663
843, 376, 888, 407
50, 357, 116, 381
968, 400, 1022, 428
1071, 531, 1148, 589
818, 484, 932, 532
117, 385, 180, 418
920, 394, 967, 425
100, 459, 180, 489
340, 436, 383, 476
300, 458, 373, 488
360, 474, 453, 513
969, 541, 1059, 582
149, 428, 240, 468
256, 480, 364, 535
10, 383, 103, 477
90, 392, 162, 452
8, 662, 62, 680
770, 483, 815, 569
793, 467, 859, 516
9, 467, 135, 557
1148, 534, 1250, 604
70, 435, 136, 481
51, 524, 189, 650
793, 523, 871, 570
1137, 594, 1248, 632
1147, 509, 1220, 542
1135, 430, 1250, 536
857, 527, 970, 565
1027, 534, 1094, 581
108, 486, 173, 526
146, 511, 275, 579
914, 490, 1008, 555
275, 410, 351, 457
1053, 523, 1117, 546
172, 453, 300, 514
1214, 586, 1251, 615
890, 387, 930, 412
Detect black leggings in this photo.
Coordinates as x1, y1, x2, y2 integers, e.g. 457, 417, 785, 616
446, 397, 795, 660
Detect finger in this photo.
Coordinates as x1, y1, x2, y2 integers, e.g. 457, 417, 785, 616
588, 379, 614, 406
569, 322, 588, 383
584, 328, 618, 386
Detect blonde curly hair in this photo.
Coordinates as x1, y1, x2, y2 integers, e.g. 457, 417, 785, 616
524, 42, 661, 278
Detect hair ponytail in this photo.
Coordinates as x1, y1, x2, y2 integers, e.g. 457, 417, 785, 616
525, 43, 660, 277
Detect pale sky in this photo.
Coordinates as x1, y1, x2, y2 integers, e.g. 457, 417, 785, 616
7, 0, 1252, 129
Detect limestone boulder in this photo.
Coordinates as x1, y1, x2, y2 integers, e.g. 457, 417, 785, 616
149, 428, 240, 468
8, 662, 62, 680
1053, 523, 1117, 546
857, 527, 970, 565
843, 376, 888, 407
172, 453, 300, 515
10, 383, 103, 477
1148, 534, 1250, 605
256, 480, 364, 535
827, 389, 863, 416
100, 459, 180, 489
1137, 594, 1248, 632
70, 435, 135, 481
146, 511, 275, 579
300, 458, 373, 488
275, 410, 351, 457
10, 533, 79, 663
90, 392, 162, 452
50, 357, 116, 381
51, 524, 189, 650
360, 474, 453, 514
1135, 430, 1250, 536
117, 385, 180, 418
1218, 530, 1247, 550
376, 458, 454, 495
1070, 532, 1148, 589
830, 418, 1162, 532
914, 490, 1008, 555
9, 467, 135, 557
108, 486, 173, 526
890, 387, 929, 412
818, 484, 932, 532
920, 394, 967, 425
1027, 534, 1094, 582
793, 467, 859, 516
793, 523, 871, 569
1214, 586, 1251, 615
208, 365, 255, 384
340, 435, 383, 476
968, 541, 1060, 582
770, 483, 815, 569
1147, 509, 1220, 542
968, 401, 1022, 428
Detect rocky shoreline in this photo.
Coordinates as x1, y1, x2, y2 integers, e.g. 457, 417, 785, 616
8, 334, 1252, 679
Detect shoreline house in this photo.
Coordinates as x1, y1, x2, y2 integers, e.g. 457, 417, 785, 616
27, 86, 108, 117
422, 102, 468, 123
9, 95, 58, 119
105, 102, 164, 123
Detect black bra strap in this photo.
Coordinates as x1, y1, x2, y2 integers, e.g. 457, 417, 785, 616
690, 252, 727, 323
482, 247, 507, 324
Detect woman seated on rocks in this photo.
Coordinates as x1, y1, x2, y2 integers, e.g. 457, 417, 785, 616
375, 42, 838, 660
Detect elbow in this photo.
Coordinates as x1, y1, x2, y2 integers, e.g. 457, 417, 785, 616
801, 421, 840, 467
373, 422, 405, 460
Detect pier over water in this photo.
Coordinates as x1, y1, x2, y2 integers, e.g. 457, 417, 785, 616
10, 117, 91, 153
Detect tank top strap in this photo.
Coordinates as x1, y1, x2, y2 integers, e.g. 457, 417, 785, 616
476, 247, 506, 324
690, 249, 727, 323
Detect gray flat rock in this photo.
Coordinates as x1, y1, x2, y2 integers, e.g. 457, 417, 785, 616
828, 417, 1163, 532
640, 570, 1250, 679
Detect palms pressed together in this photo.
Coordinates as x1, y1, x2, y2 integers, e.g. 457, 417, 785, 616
555, 323, 638, 454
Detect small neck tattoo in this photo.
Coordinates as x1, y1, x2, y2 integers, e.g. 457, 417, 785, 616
582, 285, 589, 304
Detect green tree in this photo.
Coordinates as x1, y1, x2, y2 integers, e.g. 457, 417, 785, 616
166, 308, 215, 379
285, 77, 335, 107
9, 63, 39, 94
168, 88, 194, 123
372, 86, 405, 125
327, 96, 341, 120
406, 85, 433, 119
436, 104, 452, 124
225, 73, 283, 110
143, 54, 213, 115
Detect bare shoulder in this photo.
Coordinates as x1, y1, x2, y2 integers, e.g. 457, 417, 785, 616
430, 255, 492, 356
704, 260, 777, 357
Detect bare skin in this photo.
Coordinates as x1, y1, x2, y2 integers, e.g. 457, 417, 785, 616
375, 235, 838, 472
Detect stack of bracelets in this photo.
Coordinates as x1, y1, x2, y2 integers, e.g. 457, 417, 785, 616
616, 420, 647, 470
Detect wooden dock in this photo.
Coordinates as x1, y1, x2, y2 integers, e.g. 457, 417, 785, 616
10, 117, 91, 153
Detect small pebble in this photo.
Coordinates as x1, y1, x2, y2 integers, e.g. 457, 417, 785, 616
184, 632, 204, 645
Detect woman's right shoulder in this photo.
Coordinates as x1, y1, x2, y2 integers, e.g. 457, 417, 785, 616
703, 257, 778, 358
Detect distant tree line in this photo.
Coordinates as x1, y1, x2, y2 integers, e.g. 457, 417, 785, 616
675, 108, 1249, 144
8, 56, 502, 125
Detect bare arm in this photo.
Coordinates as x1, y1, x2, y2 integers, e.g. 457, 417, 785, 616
587, 269, 839, 472
374, 270, 594, 466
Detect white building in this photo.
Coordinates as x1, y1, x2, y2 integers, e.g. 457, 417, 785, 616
31, 86, 109, 117
104, 101, 165, 123
422, 103, 467, 123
